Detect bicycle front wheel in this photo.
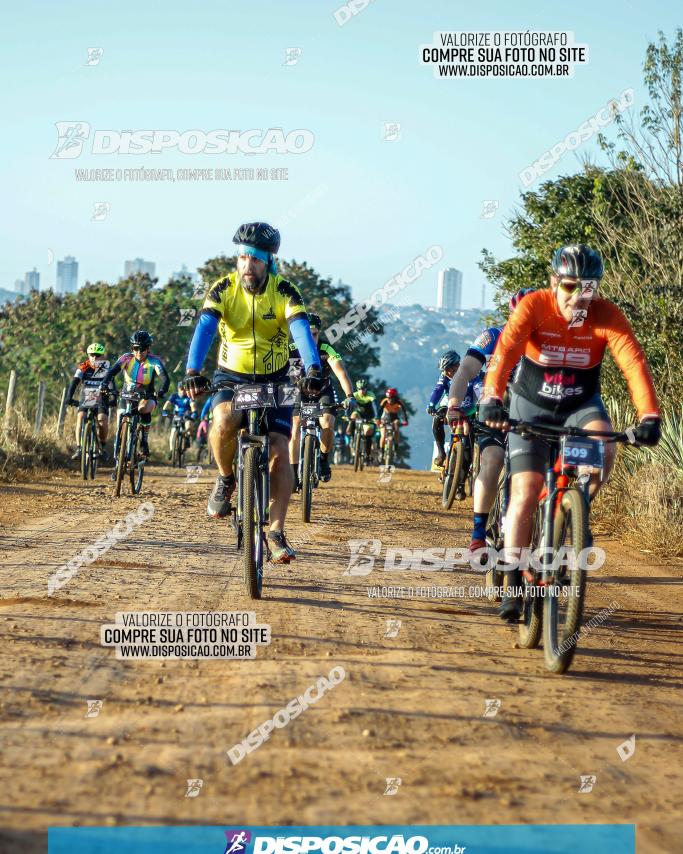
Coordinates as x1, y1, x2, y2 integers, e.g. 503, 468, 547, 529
80, 419, 92, 480
442, 439, 463, 509
485, 468, 506, 601
243, 445, 264, 599
129, 426, 145, 495
301, 434, 315, 523
114, 420, 129, 497
519, 505, 543, 649
543, 487, 589, 674
354, 429, 363, 472
89, 426, 99, 480
467, 441, 480, 497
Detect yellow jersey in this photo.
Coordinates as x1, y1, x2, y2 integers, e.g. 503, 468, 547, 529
202, 272, 307, 377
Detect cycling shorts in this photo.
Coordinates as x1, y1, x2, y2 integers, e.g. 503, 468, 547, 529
477, 426, 505, 453
211, 368, 293, 439
507, 391, 610, 476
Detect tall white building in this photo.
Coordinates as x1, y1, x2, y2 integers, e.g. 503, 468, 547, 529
56, 256, 78, 293
437, 268, 462, 311
125, 258, 156, 278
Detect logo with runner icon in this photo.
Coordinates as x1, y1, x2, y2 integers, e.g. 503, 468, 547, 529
224, 831, 252, 854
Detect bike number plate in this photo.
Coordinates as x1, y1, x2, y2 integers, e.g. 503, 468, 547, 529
233, 384, 277, 410
561, 436, 604, 472
301, 403, 321, 418
81, 387, 99, 407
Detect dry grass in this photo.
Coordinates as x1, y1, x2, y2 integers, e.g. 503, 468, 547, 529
593, 460, 683, 557
591, 401, 683, 557
0, 411, 71, 481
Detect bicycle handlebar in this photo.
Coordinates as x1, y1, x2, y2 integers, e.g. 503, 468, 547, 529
504, 418, 631, 443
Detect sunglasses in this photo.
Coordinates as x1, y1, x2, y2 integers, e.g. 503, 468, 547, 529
132, 346, 149, 352
557, 279, 599, 296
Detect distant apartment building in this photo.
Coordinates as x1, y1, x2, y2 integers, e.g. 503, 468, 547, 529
15, 278, 26, 295
56, 256, 78, 293
125, 258, 156, 278
436, 268, 462, 311
172, 264, 197, 282
24, 268, 40, 293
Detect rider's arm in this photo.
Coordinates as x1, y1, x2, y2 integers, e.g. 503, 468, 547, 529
429, 374, 449, 408
154, 359, 171, 398
370, 396, 379, 419
186, 310, 219, 374
162, 397, 174, 413
66, 367, 82, 401
200, 397, 212, 420
400, 402, 409, 423
602, 303, 661, 419
289, 315, 321, 372
100, 356, 123, 385
483, 301, 537, 401
324, 345, 353, 396
448, 356, 485, 407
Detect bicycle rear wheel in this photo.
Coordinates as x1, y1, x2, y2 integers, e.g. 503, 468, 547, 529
114, 420, 129, 497
243, 445, 264, 599
301, 434, 315, 522
442, 438, 463, 509
543, 487, 588, 674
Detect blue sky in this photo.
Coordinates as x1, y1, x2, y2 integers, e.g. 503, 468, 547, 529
1, 1, 680, 307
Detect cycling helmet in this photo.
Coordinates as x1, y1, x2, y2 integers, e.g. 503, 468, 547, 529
307, 313, 322, 329
551, 244, 604, 280
508, 288, 534, 313
439, 350, 461, 372
232, 222, 281, 254
386, 388, 398, 398
87, 342, 105, 356
130, 330, 153, 349
356, 378, 367, 390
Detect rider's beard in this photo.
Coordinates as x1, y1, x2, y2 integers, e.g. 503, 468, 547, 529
240, 269, 268, 294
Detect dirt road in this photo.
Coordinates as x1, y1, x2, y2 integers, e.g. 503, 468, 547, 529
1, 463, 682, 853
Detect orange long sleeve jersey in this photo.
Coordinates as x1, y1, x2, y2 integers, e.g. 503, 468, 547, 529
483, 289, 660, 419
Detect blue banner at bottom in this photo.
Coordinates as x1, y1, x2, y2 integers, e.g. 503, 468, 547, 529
48, 824, 635, 854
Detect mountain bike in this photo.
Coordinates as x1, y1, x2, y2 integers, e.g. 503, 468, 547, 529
170, 414, 193, 468
298, 401, 340, 523
79, 403, 102, 480
381, 414, 404, 467
207, 380, 291, 600
441, 411, 473, 509
352, 418, 373, 472
504, 419, 629, 674
113, 388, 146, 497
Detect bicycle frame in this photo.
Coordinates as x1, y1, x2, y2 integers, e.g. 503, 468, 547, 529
298, 406, 323, 485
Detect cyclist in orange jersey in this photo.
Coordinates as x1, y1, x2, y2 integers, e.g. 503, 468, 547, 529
479, 244, 661, 621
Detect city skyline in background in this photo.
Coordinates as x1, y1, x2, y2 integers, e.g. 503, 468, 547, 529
7, 256, 488, 311
3, 2, 675, 312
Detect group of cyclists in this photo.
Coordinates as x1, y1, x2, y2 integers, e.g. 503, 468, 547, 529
66, 224, 661, 610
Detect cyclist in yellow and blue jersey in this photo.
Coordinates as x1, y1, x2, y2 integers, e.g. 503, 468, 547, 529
183, 222, 322, 563
100, 330, 169, 459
